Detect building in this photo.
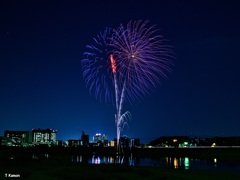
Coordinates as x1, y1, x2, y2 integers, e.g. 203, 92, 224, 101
148, 136, 190, 147
3, 130, 32, 146
93, 133, 108, 147
68, 139, 80, 147
81, 131, 89, 147
32, 128, 57, 146
120, 136, 130, 147
130, 138, 140, 147
109, 140, 115, 147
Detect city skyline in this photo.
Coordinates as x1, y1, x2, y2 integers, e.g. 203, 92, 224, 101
0, 1, 240, 142
3, 127, 240, 148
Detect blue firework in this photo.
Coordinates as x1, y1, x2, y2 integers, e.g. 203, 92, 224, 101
81, 28, 116, 103
111, 20, 173, 103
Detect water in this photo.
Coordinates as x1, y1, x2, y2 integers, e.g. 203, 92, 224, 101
71, 155, 240, 172
8, 153, 240, 172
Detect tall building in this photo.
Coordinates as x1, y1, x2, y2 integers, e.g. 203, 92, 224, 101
81, 131, 89, 147
32, 128, 57, 146
4, 130, 32, 146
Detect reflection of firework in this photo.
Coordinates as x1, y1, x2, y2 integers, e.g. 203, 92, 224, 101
111, 20, 173, 103
82, 20, 173, 151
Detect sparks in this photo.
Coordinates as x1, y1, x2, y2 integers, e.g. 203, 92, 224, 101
110, 54, 117, 74
81, 20, 174, 153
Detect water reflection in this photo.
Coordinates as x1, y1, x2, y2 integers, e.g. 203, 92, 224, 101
72, 155, 192, 170
214, 158, 217, 167
32, 153, 49, 159
72, 154, 137, 166
184, 157, 189, 169
109, 156, 114, 164
174, 158, 178, 169
164, 157, 190, 170
7, 152, 240, 171
129, 154, 135, 166
68, 155, 237, 172
92, 156, 101, 164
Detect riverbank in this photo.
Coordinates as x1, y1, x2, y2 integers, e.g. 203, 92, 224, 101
1, 158, 240, 179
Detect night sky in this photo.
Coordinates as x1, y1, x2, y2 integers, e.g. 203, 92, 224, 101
1, 1, 240, 143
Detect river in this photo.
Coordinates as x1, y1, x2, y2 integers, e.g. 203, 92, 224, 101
71, 154, 240, 172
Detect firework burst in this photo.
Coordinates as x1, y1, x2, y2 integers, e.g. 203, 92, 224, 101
82, 28, 115, 104
111, 20, 173, 103
82, 20, 173, 152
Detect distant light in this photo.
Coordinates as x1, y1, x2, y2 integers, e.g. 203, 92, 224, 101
32, 128, 34, 131
110, 141, 115, 147
173, 139, 177, 142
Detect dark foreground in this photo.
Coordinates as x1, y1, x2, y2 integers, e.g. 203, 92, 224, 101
1, 158, 240, 180
1, 146, 240, 179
